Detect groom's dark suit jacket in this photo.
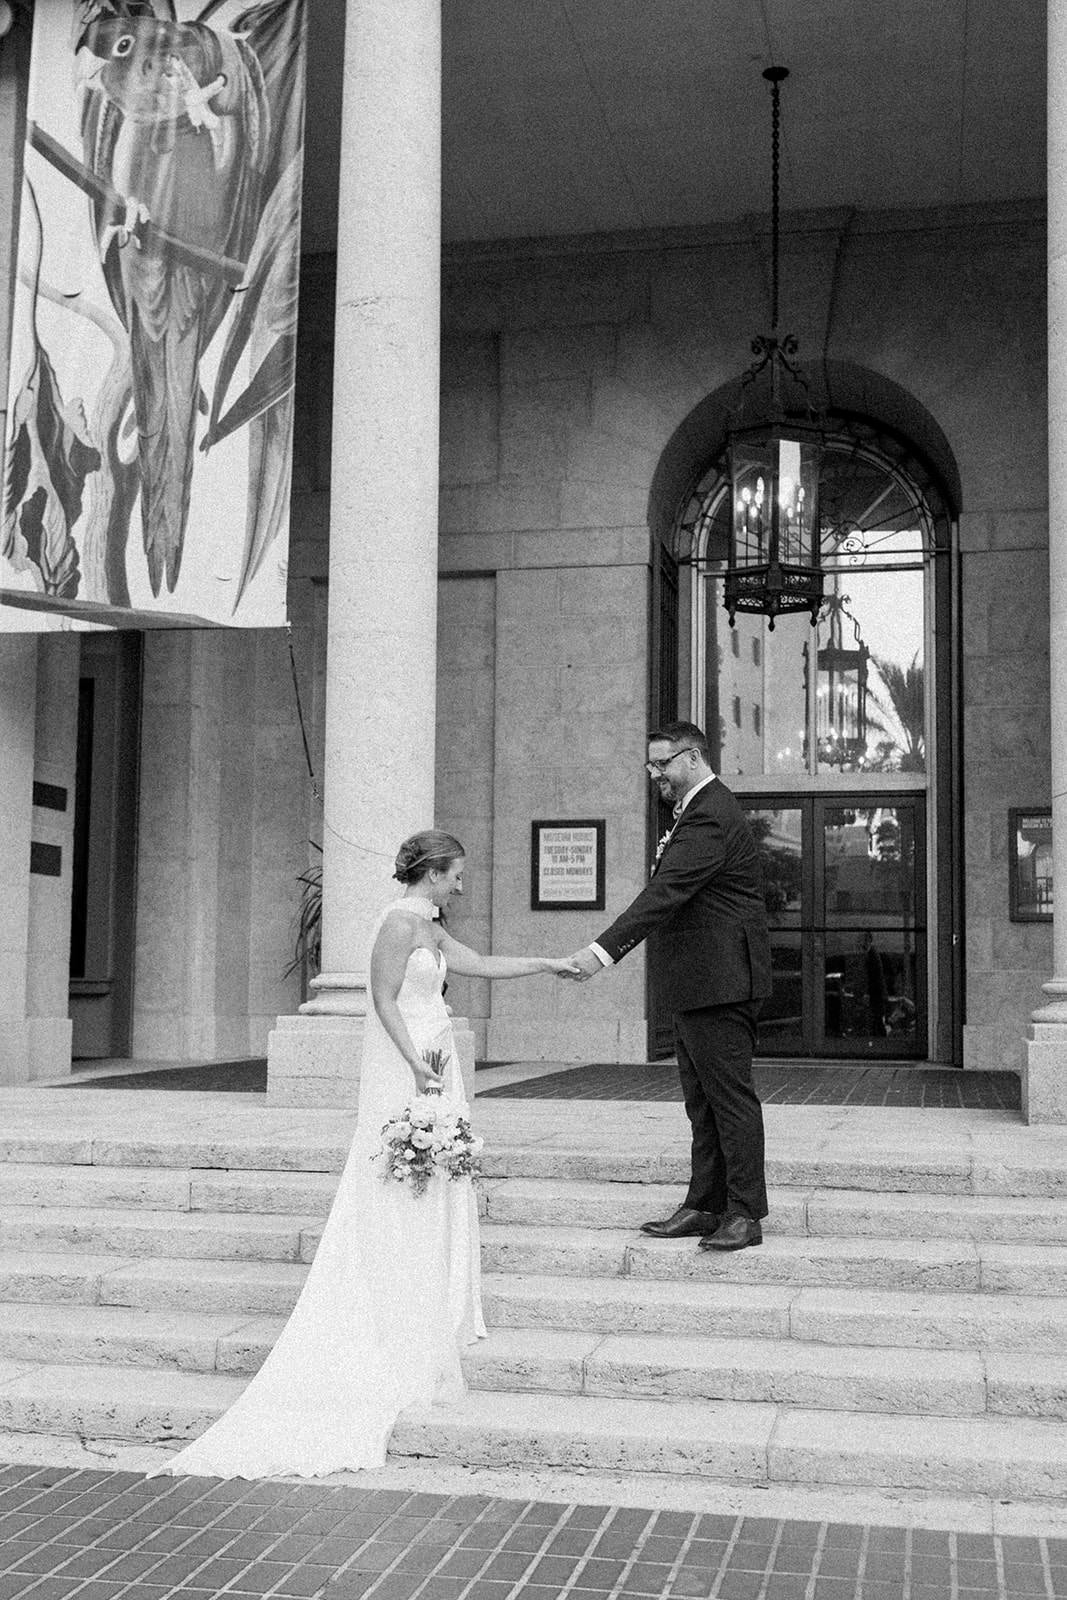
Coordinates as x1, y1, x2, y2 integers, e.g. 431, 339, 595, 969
595, 777, 772, 1014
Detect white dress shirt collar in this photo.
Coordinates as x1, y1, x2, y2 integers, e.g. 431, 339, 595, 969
676, 772, 717, 815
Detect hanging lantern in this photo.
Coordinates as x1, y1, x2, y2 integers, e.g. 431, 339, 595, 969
723, 67, 824, 630
814, 599, 870, 766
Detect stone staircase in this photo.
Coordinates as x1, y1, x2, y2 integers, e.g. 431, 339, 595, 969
0, 1106, 1064, 1521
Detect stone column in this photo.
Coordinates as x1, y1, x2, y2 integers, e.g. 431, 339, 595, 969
25, 636, 78, 1079
1025, 0, 1067, 1122
267, 0, 473, 1104
0, 637, 40, 1084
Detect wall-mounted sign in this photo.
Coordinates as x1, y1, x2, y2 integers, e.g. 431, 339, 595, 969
531, 820, 606, 911
1009, 808, 1053, 922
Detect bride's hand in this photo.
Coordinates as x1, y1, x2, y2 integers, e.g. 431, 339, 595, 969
546, 958, 584, 979
412, 1044, 448, 1094
412, 1059, 445, 1094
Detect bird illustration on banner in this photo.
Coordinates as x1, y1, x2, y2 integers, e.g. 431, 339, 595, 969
76, 0, 303, 607
4, 0, 305, 620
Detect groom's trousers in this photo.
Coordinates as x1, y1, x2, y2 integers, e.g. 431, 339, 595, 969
675, 999, 767, 1222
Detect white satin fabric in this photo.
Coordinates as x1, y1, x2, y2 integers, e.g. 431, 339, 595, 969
154, 903, 485, 1479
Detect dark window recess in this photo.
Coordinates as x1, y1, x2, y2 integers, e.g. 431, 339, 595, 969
753, 704, 762, 735
733, 695, 742, 728
752, 637, 761, 666
731, 631, 740, 657
33, 781, 67, 812
30, 841, 62, 877
70, 678, 95, 978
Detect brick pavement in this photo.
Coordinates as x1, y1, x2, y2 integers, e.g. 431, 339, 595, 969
0, 1465, 1061, 1600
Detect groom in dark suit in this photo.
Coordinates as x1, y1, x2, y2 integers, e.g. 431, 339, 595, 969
569, 721, 772, 1250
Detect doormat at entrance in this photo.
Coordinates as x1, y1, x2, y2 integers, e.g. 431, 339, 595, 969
63, 1059, 268, 1093
60, 1058, 1022, 1110
481, 1061, 1022, 1110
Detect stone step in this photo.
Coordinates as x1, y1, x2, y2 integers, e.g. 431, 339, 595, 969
481, 1178, 1067, 1242
806, 1189, 1067, 1243
482, 1144, 986, 1195
5, 1127, 1066, 1201
0, 1253, 308, 1314
0, 1165, 194, 1212
473, 1330, 1067, 1420
4, 1361, 1065, 1501
481, 1274, 1067, 1352
188, 1171, 340, 1216
4, 1161, 1067, 1247
0, 1133, 349, 1175
4, 1222, 1062, 1312
0, 1359, 246, 1445
0, 1207, 321, 1264
0, 1250, 1063, 1362
480, 1180, 806, 1232
0, 1163, 341, 1217
481, 1224, 1067, 1295
3, 1303, 1056, 1419
0, 1302, 261, 1374
464, 1328, 1002, 1418
6, 1161, 1067, 1259
389, 1391, 1067, 1502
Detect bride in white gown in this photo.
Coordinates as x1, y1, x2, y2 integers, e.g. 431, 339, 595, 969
155, 830, 577, 1479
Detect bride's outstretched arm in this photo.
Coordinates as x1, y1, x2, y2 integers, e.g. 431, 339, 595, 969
438, 931, 579, 980
370, 918, 446, 1092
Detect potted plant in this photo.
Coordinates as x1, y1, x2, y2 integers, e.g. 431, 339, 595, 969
285, 842, 322, 1000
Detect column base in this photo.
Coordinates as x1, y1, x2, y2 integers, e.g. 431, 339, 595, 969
0, 1017, 72, 1086
267, 1012, 477, 1108
486, 1016, 649, 1064
1024, 1020, 1067, 1123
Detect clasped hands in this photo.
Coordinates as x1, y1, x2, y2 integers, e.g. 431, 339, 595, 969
554, 947, 602, 984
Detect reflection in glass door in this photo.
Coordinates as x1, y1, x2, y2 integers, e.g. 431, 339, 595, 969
745, 795, 926, 1058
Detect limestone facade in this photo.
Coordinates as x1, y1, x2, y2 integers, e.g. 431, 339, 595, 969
0, 196, 1052, 1077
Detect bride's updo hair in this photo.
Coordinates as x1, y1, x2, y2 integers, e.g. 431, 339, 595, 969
393, 829, 465, 885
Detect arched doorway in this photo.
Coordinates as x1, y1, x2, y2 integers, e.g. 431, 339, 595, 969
648, 366, 962, 1064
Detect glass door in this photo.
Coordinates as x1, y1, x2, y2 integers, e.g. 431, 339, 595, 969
744, 794, 927, 1058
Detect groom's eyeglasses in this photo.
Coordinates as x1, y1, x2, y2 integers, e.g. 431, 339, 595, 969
646, 747, 696, 775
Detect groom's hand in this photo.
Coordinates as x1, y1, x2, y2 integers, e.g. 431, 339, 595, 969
568, 947, 604, 983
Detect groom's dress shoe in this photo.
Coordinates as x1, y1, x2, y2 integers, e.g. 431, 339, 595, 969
640, 1206, 719, 1238
699, 1214, 762, 1251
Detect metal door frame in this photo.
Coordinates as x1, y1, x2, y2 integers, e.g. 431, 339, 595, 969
742, 791, 928, 1059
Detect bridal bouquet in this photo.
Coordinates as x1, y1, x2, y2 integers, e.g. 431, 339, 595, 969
375, 1094, 483, 1198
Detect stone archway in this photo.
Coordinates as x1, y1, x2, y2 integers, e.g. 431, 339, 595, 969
645, 362, 964, 1065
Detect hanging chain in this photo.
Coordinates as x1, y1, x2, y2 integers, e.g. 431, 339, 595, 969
763, 65, 789, 336
770, 74, 781, 333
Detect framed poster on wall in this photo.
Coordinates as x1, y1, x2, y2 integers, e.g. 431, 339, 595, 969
1009, 808, 1053, 921
531, 820, 606, 911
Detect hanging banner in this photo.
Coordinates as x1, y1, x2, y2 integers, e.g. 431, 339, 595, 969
2, 0, 306, 630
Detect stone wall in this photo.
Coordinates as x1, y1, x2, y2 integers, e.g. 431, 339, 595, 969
62, 201, 1055, 1072
132, 629, 308, 1060
437, 202, 1049, 1067
435, 574, 496, 1058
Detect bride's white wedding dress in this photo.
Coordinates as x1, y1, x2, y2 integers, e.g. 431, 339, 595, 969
155, 897, 486, 1479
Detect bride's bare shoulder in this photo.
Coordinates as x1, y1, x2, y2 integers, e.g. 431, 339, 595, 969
373, 905, 420, 948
